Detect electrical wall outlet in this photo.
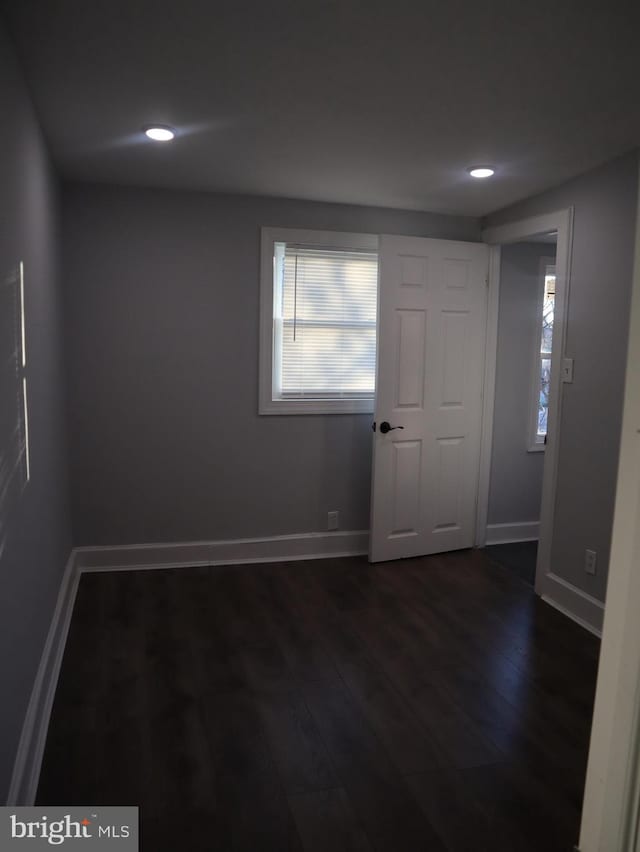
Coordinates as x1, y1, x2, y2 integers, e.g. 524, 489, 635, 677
327, 511, 339, 531
585, 549, 597, 575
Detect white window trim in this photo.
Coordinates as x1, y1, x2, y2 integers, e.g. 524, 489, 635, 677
527, 256, 556, 452
259, 227, 379, 415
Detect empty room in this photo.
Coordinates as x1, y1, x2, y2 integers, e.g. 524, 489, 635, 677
1, 1, 640, 850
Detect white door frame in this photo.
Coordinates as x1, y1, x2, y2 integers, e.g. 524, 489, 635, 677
476, 208, 575, 609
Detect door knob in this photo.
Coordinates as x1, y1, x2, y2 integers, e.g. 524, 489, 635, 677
379, 421, 404, 434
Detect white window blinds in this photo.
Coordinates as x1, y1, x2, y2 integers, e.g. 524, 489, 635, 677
273, 243, 378, 400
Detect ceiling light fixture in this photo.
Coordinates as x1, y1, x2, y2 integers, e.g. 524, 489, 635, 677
468, 166, 495, 179
143, 125, 175, 142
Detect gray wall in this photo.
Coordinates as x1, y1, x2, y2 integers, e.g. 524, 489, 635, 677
488, 242, 555, 526
484, 151, 639, 601
0, 21, 72, 801
62, 184, 480, 546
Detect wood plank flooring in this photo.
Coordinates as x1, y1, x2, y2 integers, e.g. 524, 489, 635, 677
37, 549, 600, 851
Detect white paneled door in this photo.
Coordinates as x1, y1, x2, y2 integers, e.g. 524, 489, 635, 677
369, 235, 489, 562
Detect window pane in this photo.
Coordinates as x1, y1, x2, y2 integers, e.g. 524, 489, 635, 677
277, 246, 378, 398
281, 324, 376, 395
538, 357, 551, 436
540, 273, 555, 354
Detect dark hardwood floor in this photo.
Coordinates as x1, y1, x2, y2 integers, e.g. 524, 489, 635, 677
485, 541, 539, 586
37, 549, 600, 851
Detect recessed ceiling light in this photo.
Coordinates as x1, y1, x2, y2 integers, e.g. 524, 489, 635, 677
468, 166, 495, 179
143, 125, 175, 142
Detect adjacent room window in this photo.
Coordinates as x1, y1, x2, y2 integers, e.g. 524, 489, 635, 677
259, 228, 379, 414
529, 260, 556, 450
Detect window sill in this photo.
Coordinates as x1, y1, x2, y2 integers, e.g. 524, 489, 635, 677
527, 444, 546, 454
259, 397, 375, 416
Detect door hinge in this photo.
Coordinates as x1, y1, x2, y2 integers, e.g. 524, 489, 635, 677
372, 421, 376, 432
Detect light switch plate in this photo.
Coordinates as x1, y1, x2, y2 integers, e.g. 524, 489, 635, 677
561, 357, 574, 383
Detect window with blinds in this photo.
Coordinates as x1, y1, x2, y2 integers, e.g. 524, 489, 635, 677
259, 228, 379, 415
273, 242, 378, 401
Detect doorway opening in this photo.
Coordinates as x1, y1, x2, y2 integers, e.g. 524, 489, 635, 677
484, 233, 557, 586
477, 209, 586, 625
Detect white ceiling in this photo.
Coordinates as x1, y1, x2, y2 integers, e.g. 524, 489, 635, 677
3, 0, 639, 216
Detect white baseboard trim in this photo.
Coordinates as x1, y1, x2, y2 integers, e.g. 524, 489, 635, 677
7, 551, 80, 805
75, 529, 370, 573
485, 521, 540, 545
540, 571, 605, 636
